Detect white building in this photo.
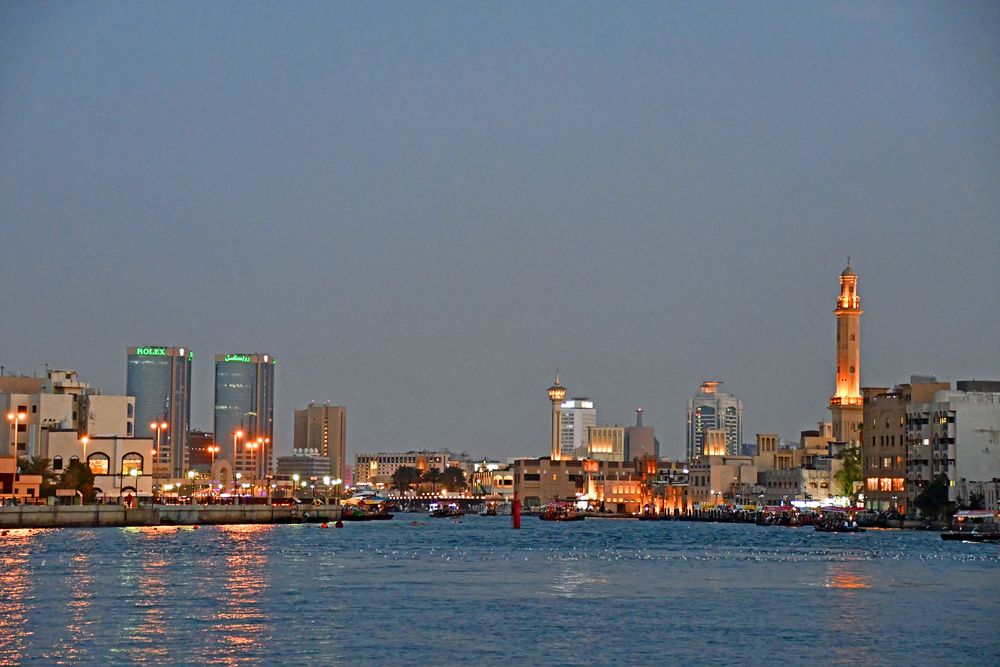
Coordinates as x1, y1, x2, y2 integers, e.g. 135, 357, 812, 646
687, 381, 742, 460
560, 398, 596, 459
1, 369, 135, 458
47, 430, 154, 500
925, 388, 1000, 506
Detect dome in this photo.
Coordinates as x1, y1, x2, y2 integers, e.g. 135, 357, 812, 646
841, 261, 856, 277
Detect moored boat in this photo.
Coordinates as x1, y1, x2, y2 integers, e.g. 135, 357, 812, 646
538, 501, 584, 522
814, 507, 865, 533
941, 510, 1000, 542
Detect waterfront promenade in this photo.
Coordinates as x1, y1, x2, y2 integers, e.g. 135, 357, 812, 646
0, 503, 342, 529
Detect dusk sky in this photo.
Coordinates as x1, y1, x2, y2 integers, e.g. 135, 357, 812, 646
2, 2, 998, 461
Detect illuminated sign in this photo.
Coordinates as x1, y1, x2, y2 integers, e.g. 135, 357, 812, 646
224, 354, 252, 363
188, 351, 195, 361
135, 347, 166, 356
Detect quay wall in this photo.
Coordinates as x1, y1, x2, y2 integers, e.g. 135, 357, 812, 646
0, 504, 342, 529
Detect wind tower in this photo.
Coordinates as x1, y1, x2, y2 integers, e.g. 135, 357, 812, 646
829, 260, 863, 445
547, 373, 567, 460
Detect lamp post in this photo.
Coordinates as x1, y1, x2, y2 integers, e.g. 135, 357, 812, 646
292, 474, 300, 500
235, 472, 242, 504
323, 476, 331, 503
331, 478, 343, 503
246, 441, 260, 496
188, 469, 197, 502
7, 412, 26, 456
129, 468, 139, 507
150, 421, 168, 502
207, 444, 220, 480
81, 435, 89, 462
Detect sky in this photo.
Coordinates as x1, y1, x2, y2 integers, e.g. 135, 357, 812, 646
1, 2, 998, 462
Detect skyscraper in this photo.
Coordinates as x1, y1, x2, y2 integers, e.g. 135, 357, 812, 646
293, 403, 347, 481
127, 346, 192, 477
687, 380, 742, 460
828, 260, 863, 445
560, 398, 596, 459
214, 353, 275, 478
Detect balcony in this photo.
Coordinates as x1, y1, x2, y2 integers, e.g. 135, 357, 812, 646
829, 396, 863, 406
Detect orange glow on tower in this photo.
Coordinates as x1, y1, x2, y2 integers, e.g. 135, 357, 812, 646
829, 260, 863, 443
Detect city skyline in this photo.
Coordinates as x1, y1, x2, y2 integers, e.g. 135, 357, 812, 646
1, 3, 998, 460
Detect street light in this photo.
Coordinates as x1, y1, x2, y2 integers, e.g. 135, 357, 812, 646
129, 468, 139, 507
7, 412, 26, 455
81, 435, 89, 463
246, 441, 260, 495
150, 421, 168, 501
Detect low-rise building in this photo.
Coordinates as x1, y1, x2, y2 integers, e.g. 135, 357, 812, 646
0, 456, 42, 503
46, 430, 154, 500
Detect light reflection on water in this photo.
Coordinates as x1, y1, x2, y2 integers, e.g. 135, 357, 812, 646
1, 520, 997, 665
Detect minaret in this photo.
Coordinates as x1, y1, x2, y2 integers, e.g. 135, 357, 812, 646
829, 259, 863, 445
547, 373, 567, 460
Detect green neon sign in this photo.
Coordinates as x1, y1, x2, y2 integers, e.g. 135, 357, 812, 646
224, 354, 252, 363
135, 347, 166, 356
188, 351, 195, 361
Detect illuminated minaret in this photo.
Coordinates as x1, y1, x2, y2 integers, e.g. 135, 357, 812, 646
829, 260, 863, 445
547, 373, 567, 460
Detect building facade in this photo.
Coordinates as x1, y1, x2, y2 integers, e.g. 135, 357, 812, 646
560, 398, 596, 459
353, 450, 458, 486
624, 408, 657, 461
213, 353, 275, 479
127, 346, 193, 478
293, 403, 347, 481
584, 425, 625, 462
686, 380, 742, 460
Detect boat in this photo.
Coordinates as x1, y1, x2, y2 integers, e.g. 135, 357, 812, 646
756, 505, 801, 526
340, 497, 394, 521
941, 510, 1000, 542
538, 501, 584, 522
429, 502, 464, 518
814, 507, 865, 533
479, 494, 505, 516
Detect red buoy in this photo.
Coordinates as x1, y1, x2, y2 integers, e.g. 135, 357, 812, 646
512, 494, 521, 529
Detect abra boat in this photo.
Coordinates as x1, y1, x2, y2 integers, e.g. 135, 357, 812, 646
941, 510, 1000, 542
341, 497, 394, 521
814, 508, 865, 533
429, 502, 464, 518
538, 501, 584, 522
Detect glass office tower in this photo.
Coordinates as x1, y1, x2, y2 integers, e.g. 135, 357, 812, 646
126, 346, 193, 478
214, 353, 275, 478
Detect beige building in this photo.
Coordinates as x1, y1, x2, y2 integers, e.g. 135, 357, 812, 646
2, 369, 134, 458
0, 456, 43, 503
687, 454, 757, 507
47, 430, 154, 499
293, 403, 347, 481
584, 425, 625, 462
354, 449, 462, 486
514, 457, 644, 510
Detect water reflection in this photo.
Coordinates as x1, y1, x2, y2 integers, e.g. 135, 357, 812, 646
61, 549, 96, 663
117, 527, 175, 663
213, 524, 272, 665
825, 562, 874, 664
0, 530, 37, 663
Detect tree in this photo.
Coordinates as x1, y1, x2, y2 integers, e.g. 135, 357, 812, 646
834, 446, 862, 498
441, 466, 467, 492
59, 460, 96, 503
17, 456, 57, 498
914, 474, 953, 521
391, 466, 422, 497
421, 467, 442, 493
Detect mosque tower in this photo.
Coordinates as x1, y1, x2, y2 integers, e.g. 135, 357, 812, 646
829, 260, 863, 445
547, 373, 567, 460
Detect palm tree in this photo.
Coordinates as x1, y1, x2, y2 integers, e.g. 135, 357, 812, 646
59, 460, 96, 504
421, 468, 442, 494
391, 466, 422, 497
441, 466, 467, 492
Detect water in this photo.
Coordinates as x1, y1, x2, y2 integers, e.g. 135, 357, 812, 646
1, 518, 997, 665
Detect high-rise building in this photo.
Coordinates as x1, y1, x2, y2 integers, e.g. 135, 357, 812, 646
687, 380, 742, 460
560, 398, 596, 459
127, 346, 193, 478
829, 261, 863, 445
214, 353, 275, 478
293, 403, 347, 481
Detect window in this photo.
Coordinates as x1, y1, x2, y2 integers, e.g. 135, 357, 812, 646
121, 453, 143, 476
53, 456, 63, 471
87, 453, 110, 475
